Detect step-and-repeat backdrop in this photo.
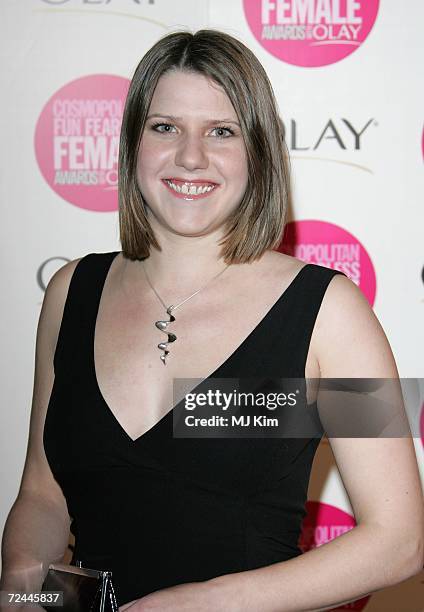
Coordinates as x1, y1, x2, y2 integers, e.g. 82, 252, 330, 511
1, 1, 423, 609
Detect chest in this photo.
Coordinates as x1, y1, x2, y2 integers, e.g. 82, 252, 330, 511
93, 277, 319, 442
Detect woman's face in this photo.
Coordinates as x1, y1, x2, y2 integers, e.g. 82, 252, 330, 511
136, 70, 249, 239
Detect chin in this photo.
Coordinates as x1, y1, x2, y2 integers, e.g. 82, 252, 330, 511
169, 225, 214, 238
145, 203, 225, 238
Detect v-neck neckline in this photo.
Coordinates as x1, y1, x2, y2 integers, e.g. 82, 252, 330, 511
90, 251, 311, 444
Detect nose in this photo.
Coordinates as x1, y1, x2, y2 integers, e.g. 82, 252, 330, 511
174, 133, 209, 171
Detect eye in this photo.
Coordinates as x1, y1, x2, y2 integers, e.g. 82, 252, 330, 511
151, 122, 176, 134
210, 126, 235, 138
149, 122, 236, 138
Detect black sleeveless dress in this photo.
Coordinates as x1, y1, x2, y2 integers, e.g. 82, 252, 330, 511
43, 251, 345, 606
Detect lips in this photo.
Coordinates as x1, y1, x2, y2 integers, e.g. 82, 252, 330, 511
161, 178, 219, 200
164, 177, 219, 186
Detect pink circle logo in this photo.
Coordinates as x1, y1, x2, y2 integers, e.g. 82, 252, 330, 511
279, 219, 376, 305
300, 501, 370, 610
34, 74, 130, 212
243, 0, 379, 67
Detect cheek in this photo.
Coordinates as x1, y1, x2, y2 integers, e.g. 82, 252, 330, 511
136, 142, 159, 186
137, 136, 168, 174
217, 145, 249, 185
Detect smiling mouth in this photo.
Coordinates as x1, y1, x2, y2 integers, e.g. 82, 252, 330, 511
162, 178, 219, 199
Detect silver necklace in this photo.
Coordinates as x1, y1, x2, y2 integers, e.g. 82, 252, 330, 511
142, 261, 230, 365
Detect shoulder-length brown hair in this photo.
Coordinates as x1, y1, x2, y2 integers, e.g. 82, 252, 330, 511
118, 29, 291, 264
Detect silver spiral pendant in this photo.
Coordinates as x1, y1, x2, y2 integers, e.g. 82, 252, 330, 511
155, 305, 177, 365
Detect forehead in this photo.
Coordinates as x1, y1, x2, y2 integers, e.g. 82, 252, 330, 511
148, 70, 237, 119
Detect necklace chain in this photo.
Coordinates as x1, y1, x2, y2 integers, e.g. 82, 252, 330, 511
142, 261, 230, 312
141, 260, 230, 365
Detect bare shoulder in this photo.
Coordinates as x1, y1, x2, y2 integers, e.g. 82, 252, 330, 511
256, 250, 307, 279
45, 256, 84, 306
310, 271, 399, 378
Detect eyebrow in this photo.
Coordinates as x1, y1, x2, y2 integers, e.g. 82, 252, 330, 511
147, 113, 240, 126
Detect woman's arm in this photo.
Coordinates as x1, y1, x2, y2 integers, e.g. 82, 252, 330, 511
124, 274, 423, 612
210, 274, 424, 612
0, 259, 81, 595
0, 493, 70, 593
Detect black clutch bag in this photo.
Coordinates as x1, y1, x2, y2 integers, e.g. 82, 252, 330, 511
40, 560, 118, 611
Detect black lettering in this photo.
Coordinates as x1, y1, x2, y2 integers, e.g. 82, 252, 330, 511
314, 119, 346, 150
290, 119, 309, 151
342, 118, 374, 150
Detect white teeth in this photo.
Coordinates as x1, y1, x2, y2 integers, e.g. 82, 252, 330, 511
166, 180, 215, 196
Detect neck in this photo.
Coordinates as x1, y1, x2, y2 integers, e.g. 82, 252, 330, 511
128, 229, 234, 299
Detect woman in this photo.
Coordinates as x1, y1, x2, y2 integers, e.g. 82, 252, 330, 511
1, 30, 422, 612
